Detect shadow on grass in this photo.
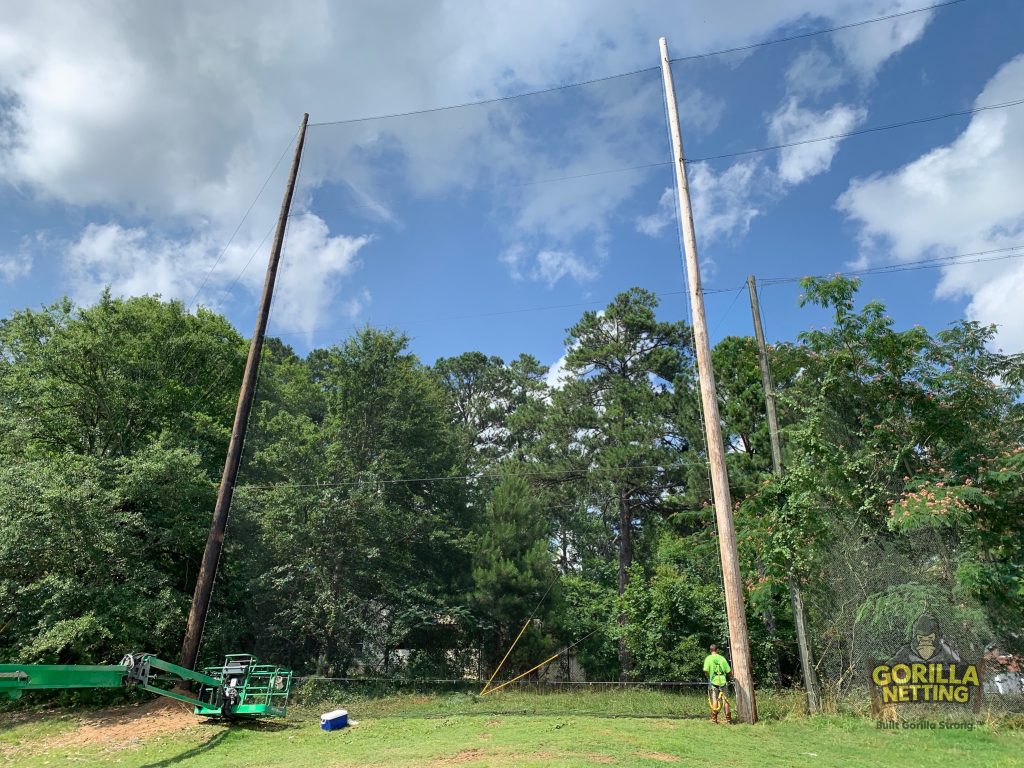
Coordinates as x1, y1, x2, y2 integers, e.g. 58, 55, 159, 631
222, 717, 297, 732
363, 711, 709, 720
135, 718, 297, 768
0, 708, 67, 733
138, 728, 229, 768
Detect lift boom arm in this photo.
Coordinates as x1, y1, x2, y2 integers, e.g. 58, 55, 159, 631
0, 653, 291, 718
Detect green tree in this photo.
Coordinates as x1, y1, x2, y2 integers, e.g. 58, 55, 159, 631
237, 328, 471, 674
0, 293, 242, 469
0, 295, 241, 665
622, 532, 728, 681
433, 352, 548, 467
472, 472, 558, 675
742, 276, 1024, 679
546, 288, 691, 678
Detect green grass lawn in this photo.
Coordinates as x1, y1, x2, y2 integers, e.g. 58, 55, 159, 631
2, 690, 1021, 767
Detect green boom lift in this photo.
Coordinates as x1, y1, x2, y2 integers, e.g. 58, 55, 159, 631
0, 653, 292, 718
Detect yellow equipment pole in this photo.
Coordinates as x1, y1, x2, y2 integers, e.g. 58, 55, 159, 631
480, 651, 562, 697
481, 618, 532, 694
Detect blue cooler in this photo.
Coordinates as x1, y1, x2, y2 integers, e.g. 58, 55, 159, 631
321, 709, 348, 731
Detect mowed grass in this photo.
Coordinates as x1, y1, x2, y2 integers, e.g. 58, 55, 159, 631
2, 690, 1022, 767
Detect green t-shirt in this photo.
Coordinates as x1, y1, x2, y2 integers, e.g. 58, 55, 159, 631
703, 652, 731, 687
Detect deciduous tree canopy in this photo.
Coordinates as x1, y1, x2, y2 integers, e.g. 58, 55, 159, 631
1, 281, 1020, 692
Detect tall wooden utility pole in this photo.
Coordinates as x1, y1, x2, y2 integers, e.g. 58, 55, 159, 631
746, 277, 784, 474
746, 275, 820, 714
659, 38, 757, 724
179, 113, 310, 671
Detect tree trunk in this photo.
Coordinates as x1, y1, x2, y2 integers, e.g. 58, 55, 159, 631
617, 491, 634, 681
788, 570, 820, 713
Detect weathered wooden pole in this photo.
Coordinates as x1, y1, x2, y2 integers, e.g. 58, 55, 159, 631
747, 275, 820, 714
659, 38, 757, 723
179, 113, 309, 670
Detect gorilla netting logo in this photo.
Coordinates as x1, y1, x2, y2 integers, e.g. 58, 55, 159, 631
870, 614, 981, 705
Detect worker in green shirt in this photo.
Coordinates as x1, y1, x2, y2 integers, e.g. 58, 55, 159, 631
703, 644, 732, 723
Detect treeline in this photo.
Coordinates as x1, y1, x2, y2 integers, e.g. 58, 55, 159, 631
1, 281, 1021, 687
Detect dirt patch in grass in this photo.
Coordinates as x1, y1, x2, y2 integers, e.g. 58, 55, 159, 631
638, 751, 680, 762
527, 751, 615, 764
429, 747, 486, 765
3, 698, 211, 757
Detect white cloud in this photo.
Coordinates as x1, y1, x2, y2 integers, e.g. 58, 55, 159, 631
0, 234, 37, 281
637, 160, 764, 245
832, 1, 935, 80
785, 48, 844, 97
273, 214, 372, 336
690, 160, 763, 243
0, 252, 30, 282
638, 0, 931, 247
65, 213, 372, 336
679, 88, 726, 136
66, 224, 207, 303
638, 97, 863, 244
769, 98, 867, 185
0, 2, 940, 218
499, 244, 528, 281
500, 243, 598, 287
544, 351, 571, 389
0, 0, 949, 320
536, 249, 598, 286
341, 288, 373, 320
754, 0, 934, 218
838, 54, 1024, 351
636, 187, 675, 238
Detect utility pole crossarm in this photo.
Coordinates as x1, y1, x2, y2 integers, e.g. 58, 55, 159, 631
659, 38, 757, 724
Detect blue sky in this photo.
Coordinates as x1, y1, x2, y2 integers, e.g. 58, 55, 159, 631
1, 0, 1023, 379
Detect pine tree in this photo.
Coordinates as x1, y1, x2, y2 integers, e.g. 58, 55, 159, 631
473, 472, 557, 674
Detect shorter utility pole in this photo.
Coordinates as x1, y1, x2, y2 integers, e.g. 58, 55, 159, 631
746, 275, 820, 714
660, 37, 757, 724
179, 113, 310, 671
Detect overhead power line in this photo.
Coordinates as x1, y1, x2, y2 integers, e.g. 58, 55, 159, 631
308, 66, 659, 127
702, 245, 1024, 294
268, 289, 688, 339
689, 97, 1024, 164
670, 0, 970, 64
552, 95, 1024, 181
308, 0, 970, 127
244, 463, 685, 491
765, 246, 1024, 285
167, 135, 299, 386
709, 287, 747, 337
470, 95, 1024, 187
264, 245, 1024, 342
516, 161, 672, 187
185, 132, 298, 310
287, 246, 1011, 345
